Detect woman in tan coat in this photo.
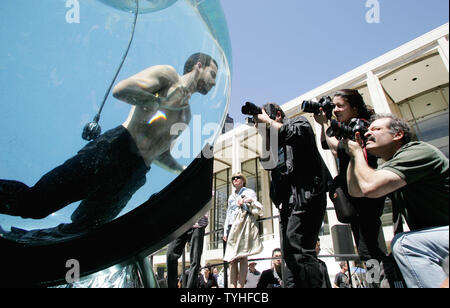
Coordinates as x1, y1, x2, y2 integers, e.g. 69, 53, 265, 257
223, 172, 263, 288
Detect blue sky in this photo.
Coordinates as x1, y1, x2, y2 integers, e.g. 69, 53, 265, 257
219, 0, 449, 124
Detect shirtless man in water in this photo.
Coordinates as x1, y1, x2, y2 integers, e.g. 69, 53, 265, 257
0, 53, 218, 230
114, 53, 218, 171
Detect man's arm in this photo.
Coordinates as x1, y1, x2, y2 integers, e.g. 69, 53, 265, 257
154, 150, 186, 175
344, 138, 407, 198
314, 108, 339, 157
113, 65, 177, 108
255, 109, 283, 131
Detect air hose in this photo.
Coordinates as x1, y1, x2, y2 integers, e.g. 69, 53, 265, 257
82, 0, 139, 141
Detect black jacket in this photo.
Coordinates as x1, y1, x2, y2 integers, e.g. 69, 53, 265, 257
257, 269, 282, 288
269, 116, 332, 208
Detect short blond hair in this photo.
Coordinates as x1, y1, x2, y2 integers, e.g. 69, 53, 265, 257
231, 172, 247, 187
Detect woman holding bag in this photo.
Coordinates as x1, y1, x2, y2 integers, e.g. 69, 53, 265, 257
314, 89, 386, 268
223, 172, 263, 288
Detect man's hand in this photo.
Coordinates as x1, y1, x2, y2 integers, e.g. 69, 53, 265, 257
313, 107, 329, 126
345, 131, 407, 198
255, 109, 271, 124
342, 132, 365, 157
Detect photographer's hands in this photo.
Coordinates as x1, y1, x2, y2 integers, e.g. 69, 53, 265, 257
313, 107, 329, 126
342, 132, 365, 157
314, 107, 340, 156
344, 131, 406, 199
254, 109, 282, 130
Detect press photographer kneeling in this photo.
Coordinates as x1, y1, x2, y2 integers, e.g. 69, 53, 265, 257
243, 101, 332, 288
343, 114, 449, 288
311, 90, 387, 282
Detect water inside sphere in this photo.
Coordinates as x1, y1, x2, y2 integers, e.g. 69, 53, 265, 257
0, 0, 231, 243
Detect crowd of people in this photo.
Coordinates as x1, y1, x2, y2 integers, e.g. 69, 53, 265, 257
1, 50, 448, 288
164, 88, 448, 289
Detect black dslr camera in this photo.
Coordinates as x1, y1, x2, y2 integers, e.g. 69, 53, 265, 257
326, 118, 369, 141
301, 96, 335, 120
242, 102, 278, 125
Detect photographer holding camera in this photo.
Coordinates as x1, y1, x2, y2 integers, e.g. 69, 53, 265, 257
312, 90, 387, 273
343, 114, 449, 288
245, 102, 332, 288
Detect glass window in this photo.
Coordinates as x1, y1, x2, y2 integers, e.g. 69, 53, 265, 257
242, 159, 267, 236
381, 198, 394, 227
412, 112, 449, 157
398, 85, 449, 157
211, 168, 230, 250
320, 211, 330, 236
241, 159, 262, 200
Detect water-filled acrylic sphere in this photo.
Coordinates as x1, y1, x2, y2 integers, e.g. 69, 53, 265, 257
0, 0, 232, 243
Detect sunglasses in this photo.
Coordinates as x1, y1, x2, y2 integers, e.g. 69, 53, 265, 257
231, 176, 242, 181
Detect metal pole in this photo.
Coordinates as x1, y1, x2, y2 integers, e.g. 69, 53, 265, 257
181, 249, 186, 288
347, 260, 353, 288
136, 256, 159, 288
224, 261, 228, 288
279, 218, 287, 288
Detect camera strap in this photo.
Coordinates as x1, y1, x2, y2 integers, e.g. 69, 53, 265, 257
362, 147, 369, 163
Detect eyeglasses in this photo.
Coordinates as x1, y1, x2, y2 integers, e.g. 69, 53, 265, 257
231, 176, 242, 181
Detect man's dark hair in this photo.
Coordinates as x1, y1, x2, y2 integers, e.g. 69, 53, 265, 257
263, 103, 286, 120
370, 113, 413, 145
333, 89, 374, 120
204, 263, 212, 271
184, 52, 218, 75
272, 248, 282, 256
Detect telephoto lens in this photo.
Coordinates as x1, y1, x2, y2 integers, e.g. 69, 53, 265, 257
241, 102, 262, 116
326, 118, 369, 141
301, 96, 335, 119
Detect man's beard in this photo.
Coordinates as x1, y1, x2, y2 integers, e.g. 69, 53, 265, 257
197, 80, 210, 95
366, 136, 376, 143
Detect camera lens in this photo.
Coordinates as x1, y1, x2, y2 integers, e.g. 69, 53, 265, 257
301, 100, 319, 114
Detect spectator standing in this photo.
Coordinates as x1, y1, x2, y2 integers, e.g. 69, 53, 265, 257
244, 261, 261, 288
257, 248, 283, 288
334, 261, 351, 288
223, 172, 263, 288
315, 238, 332, 288
255, 103, 331, 288
314, 89, 387, 268
198, 263, 218, 288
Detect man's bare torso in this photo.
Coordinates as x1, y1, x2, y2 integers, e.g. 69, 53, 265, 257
121, 68, 192, 167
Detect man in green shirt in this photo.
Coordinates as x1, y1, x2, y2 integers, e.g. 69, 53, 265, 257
343, 114, 449, 288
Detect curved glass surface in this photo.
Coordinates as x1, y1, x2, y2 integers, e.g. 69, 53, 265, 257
0, 0, 231, 243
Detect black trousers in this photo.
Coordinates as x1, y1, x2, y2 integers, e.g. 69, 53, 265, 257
166, 227, 205, 288
0, 126, 148, 230
349, 197, 386, 262
279, 194, 327, 288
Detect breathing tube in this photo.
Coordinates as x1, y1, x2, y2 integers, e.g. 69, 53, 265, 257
82, 0, 139, 141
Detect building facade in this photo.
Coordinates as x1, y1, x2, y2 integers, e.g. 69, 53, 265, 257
152, 23, 449, 285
